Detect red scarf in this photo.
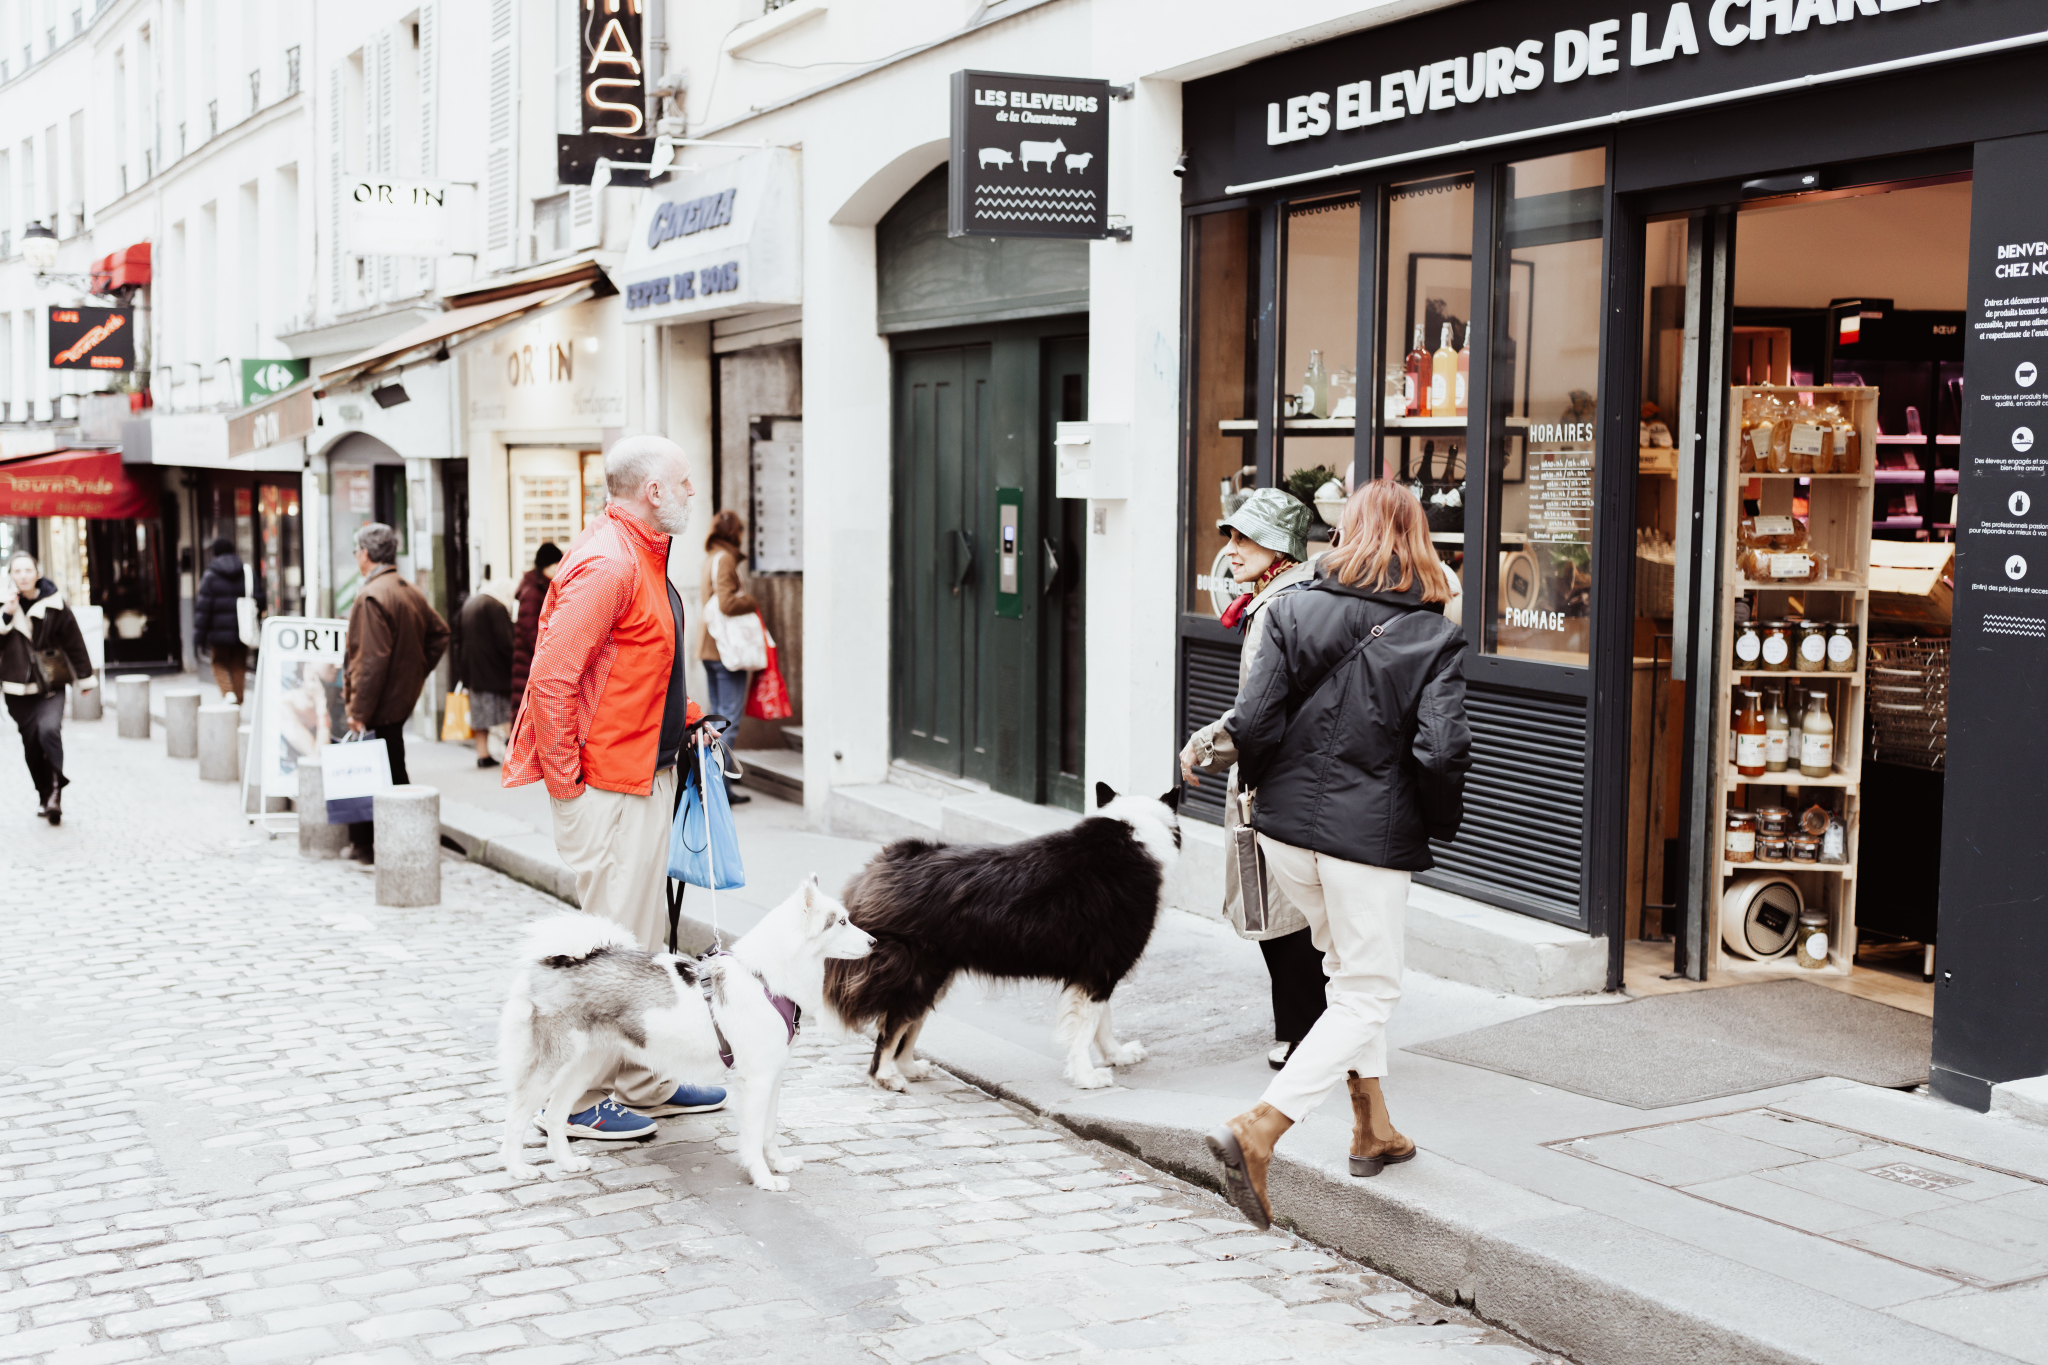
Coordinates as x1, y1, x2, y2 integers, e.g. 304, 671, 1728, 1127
1219, 559, 1297, 632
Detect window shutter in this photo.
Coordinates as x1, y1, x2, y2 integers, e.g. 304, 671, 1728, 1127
375, 28, 395, 300
416, 1, 437, 293
483, 0, 517, 271
570, 185, 599, 250
328, 62, 344, 310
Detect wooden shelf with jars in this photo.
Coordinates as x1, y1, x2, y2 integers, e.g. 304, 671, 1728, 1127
1711, 386, 1877, 979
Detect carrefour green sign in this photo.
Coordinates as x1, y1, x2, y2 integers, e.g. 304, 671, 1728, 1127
240, 358, 309, 407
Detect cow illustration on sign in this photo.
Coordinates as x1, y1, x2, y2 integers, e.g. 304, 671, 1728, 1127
978, 148, 1013, 169
1019, 138, 1066, 172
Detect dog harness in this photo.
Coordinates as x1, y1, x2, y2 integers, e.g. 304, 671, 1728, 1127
701, 951, 800, 1069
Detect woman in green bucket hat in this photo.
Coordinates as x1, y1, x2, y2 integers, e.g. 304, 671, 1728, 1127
1179, 486, 1330, 1070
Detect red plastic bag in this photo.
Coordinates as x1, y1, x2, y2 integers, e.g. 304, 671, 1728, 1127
746, 639, 794, 720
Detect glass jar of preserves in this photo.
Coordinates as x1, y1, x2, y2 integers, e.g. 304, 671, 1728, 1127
1826, 621, 1858, 674
1726, 810, 1758, 863
1735, 620, 1763, 670
1760, 620, 1794, 672
1790, 833, 1822, 863
1758, 834, 1789, 863
1796, 908, 1830, 968
1797, 619, 1829, 673
1754, 804, 1794, 837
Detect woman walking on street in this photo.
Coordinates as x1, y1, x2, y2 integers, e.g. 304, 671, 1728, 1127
509, 542, 562, 713
456, 581, 515, 769
0, 553, 97, 825
1205, 481, 1471, 1230
698, 512, 762, 800
192, 537, 262, 702
1178, 488, 1331, 1071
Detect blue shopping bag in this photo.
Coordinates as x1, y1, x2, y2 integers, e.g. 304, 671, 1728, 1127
668, 742, 746, 890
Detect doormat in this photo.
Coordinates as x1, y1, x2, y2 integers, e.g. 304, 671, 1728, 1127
1406, 980, 1930, 1109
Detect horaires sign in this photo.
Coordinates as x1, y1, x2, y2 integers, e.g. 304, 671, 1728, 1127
949, 70, 1112, 241
1185, 0, 2048, 197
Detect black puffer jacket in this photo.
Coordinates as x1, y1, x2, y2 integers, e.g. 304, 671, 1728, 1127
0, 580, 94, 697
192, 552, 264, 648
1232, 564, 1471, 871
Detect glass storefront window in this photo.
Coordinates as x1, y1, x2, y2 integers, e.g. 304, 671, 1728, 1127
1281, 197, 1360, 511
1186, 209, 1257, 616
1380, 172, 1475, 582
1488, 148, 1607, 664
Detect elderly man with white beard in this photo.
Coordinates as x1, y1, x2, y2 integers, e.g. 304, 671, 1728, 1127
501, 434, 727, 1140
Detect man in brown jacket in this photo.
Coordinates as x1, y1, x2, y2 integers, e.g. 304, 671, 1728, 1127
343, 522, 450, 860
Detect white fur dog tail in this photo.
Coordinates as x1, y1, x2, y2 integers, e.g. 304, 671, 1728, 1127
520, 913, 636, 964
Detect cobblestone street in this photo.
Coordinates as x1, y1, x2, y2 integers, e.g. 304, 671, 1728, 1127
0, 720, 1559, 1364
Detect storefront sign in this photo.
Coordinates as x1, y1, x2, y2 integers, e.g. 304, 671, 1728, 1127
467, 298, 627, 425
46, 306, 134, 371
1937, 128, 2048, 1105
228, 387, 316, 459
1187, 1, 2047, 196
556, 0, 665, 187
246, 616, 350, 802
343, 178, 452, 256
240, 359, 310, 406
949, 70, 1111, 240
1526, 450, 1594, 544
617, 150, 801, 325
0, 449, 155, 519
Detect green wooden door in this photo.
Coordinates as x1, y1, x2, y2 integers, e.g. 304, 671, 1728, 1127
1040, 335, 1088, 811
892, 346, 992, 778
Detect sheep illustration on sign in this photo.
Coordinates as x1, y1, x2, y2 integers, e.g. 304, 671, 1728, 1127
950, 69, 1112, 241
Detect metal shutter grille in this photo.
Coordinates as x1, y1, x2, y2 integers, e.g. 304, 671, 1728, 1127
1425, 684, 1586, 917
1179, 637, 1241, 827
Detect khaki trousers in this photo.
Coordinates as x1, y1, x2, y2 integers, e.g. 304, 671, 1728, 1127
1255, 835, 1410, 1123
551, 766, 679, 1110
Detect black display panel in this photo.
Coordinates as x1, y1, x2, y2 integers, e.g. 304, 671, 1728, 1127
949, 70, 1111, 241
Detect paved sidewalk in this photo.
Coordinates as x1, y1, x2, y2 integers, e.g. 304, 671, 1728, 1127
0, 710, 1559, 1364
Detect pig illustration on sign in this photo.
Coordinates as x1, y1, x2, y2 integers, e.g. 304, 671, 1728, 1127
1019, 138, 1066, 172
978, 147, 1014, 169
1063, 152, 1094, 174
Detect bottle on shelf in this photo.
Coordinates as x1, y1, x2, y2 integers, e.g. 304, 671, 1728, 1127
1455, 327, 1471, 417
1763, 686, 1790, 773
1301, 349, 1327, 420
1430, 324, 1458, 418
1403, 326, 1427, 418
1799, 690, 1834, 778
1735, 689, 1767, 779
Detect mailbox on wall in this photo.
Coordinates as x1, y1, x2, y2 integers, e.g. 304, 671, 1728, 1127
1054, 422, 1129, 499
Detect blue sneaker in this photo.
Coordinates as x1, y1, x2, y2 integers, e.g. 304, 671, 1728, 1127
536, 1098, 658, 1141
636, 1083, 728, 1116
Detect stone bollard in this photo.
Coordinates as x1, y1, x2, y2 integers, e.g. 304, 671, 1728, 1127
163, 689, 202, 759
71, 673, 102, 721
115, 675, 151, 738
197, 703, 241, 782
296, 755, 350, 859
374, 785, 441, 907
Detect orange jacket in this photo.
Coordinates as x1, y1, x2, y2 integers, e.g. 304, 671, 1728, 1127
503, 504, 688, 799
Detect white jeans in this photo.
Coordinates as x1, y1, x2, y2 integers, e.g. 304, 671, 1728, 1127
1255, 835, 1410, 1122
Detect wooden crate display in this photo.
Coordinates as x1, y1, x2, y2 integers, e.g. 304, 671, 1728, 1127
1709, 386, 1875, 977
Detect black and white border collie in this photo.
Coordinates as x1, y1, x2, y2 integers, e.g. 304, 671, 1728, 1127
824, 783, 1180, 1091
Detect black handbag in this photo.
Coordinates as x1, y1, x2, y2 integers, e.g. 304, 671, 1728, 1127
1412, 439, 1466, 534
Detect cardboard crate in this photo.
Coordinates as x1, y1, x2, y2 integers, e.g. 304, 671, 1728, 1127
1869, 540, 1953, 628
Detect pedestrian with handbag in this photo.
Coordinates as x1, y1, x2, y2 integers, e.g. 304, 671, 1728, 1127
0, 553, 97, 825
1204, 481, 1471, 1230
192, 537, 264, 702
342, 524, 450, 862
698, 509, 763, 802
1178, 488, 1330, 1071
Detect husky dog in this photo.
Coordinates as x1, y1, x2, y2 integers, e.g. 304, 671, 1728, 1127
825, 783, 1180, 1092
498, 875, 874, 1188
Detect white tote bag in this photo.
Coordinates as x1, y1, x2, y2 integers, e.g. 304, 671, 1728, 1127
701, 553, 768, 670
236, 565, 261, 648
323, 734, 394, 824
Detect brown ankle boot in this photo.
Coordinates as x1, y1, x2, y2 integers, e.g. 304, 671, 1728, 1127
1346, 1071, 1417, 1177
1206, 1103, 1293, 1229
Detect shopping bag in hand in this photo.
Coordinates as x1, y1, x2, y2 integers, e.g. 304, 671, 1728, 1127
324, 733, 393, 824
745, 635, 794, 721
668, 743, 747, 890
441, 687, 472, 742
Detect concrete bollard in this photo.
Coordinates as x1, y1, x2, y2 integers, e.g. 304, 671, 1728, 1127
296, 755, 350, 859
198, 703, 241, 782
71, 673, 102, 721
163, 689, 202, 759
115, 675, 151, 738
374, 785, 441, 907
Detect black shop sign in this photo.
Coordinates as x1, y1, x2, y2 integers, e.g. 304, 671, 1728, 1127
1183, 0, 2047, 199
556, 0, 661, 188
47, 305, 134, 371
949, 70, 1111, 241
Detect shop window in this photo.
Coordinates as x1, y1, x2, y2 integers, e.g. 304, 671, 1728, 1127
1488, 148, 1606, 665
1185, 208, 1257, 615
1280, 195, 1359, 512
1378, 172, 1474, 583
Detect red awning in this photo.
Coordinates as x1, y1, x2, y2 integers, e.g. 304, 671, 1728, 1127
0, 450, 158, 519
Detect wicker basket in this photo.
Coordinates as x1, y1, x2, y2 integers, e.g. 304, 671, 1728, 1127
1866, 637, 1949, 771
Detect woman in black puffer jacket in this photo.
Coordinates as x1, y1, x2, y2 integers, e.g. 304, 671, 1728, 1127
1206, 480, 1471, 1232
192, 538, 264, 701
0, 553, 96, 824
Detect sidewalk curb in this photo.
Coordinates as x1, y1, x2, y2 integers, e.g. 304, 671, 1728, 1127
911, 1021, 2010, 1365
441, 799, 581, 907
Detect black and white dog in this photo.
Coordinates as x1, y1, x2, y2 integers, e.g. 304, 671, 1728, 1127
825, 783, 1180, 1092
498, 876, 874, 1188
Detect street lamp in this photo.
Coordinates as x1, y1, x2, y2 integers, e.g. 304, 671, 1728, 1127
21, 220, 105, 294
